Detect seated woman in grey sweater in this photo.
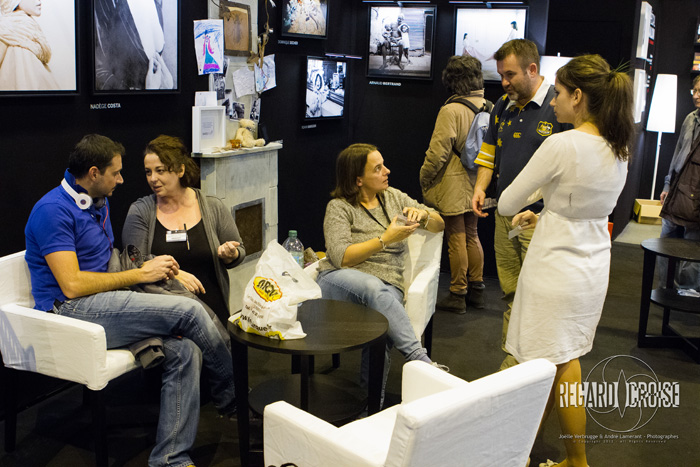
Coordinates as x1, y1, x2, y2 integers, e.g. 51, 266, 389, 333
317, 143, 447, 393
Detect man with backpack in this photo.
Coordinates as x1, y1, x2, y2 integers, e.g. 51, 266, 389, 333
471, 39, 569, 369
420, 55, 489, 315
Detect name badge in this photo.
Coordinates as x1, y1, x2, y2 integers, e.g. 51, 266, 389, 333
166, 229, 187, 242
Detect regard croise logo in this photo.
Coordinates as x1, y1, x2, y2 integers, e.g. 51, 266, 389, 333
559, 355, 680, 433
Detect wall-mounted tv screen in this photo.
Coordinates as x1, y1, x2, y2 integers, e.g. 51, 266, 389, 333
305, 56, 347, 120
454, 7, 528, 81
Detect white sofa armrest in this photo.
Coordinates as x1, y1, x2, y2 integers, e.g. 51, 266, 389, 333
404, 263, 440, 341
264, 401, 383, 467
401, 361, 469, 404
0, 303, 132, 390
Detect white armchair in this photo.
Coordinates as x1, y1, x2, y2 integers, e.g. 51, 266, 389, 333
0, 251, 140, 466
305, 229, 443, 353
264, 358, 556, 467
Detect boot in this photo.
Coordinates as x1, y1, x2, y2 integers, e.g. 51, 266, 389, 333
467, 281, 485, 309
437, 292, 467, 314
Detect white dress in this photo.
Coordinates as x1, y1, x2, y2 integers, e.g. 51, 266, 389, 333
498, 130, 628, 364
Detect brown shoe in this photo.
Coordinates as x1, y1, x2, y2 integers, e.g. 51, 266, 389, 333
467, 281, 485, 309
437, 292, 467, 314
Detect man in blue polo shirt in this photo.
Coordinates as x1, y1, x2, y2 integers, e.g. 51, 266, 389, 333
471, 39, 569, 370
24, 134, 236, 467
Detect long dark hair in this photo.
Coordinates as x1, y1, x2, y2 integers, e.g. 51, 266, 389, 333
556, 55, 634, 161
143, 135, 200, 187
330, 143, 378, 206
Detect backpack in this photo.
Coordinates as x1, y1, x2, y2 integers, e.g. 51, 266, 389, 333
445, 96, 494, 171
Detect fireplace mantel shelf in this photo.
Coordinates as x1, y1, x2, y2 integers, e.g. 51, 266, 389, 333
192, 142, 283, 159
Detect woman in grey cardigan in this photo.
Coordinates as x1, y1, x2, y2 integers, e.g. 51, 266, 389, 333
318, 143, 447, 392
122, 135, 245, 326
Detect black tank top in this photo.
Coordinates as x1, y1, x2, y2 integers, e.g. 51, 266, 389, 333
152, 219, 229, 324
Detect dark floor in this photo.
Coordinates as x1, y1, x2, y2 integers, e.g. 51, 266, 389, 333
1, 242, 699, 467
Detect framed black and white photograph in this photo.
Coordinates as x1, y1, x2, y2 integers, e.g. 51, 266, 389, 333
0, 0, 78, 94
304, 56, 346, 120
454, 7, 527, 82
281, 0, 328, 39
220, 1, 251, 57
93, 0, 179, 93
367, 5, 436, 80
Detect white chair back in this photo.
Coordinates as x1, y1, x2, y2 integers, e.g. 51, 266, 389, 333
402, 229, 442, 291
385, 359, 556, 467
0, 251, 34, 308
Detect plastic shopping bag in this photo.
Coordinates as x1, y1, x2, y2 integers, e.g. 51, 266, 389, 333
236, 240, 320, 339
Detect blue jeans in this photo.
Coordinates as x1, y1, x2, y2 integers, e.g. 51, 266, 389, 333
316, 269, 429, 388
659, 218, 700, 290
56, 290, 235, 467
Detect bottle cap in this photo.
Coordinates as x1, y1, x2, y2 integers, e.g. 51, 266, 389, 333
288, 230, 297, 237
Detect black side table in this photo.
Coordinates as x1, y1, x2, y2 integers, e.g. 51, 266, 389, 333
228, 298, 388, 467
638, 238, 700, 363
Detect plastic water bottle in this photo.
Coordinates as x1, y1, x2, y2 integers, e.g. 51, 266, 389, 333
282, 230, 304, 268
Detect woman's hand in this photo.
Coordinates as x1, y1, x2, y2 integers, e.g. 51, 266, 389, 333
383, 215, 419, 245
402, 207, 428, 225
218, 241, 241, 264
512, 210, 538, 231
175, 269, 206, 295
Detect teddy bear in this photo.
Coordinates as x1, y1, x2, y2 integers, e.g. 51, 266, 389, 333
234, 118, 265, 148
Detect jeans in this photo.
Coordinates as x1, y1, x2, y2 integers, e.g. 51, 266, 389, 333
56, 290, 235, 467
659, 218, 700, 290
316, 269, 429, 391
444, 212, 484, 294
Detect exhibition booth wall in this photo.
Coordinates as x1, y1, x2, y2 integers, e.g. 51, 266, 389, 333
1, 0, 698, 419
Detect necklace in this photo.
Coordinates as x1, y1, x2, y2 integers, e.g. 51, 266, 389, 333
360, 196, 391, 229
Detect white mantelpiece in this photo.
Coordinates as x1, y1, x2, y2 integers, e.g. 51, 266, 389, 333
194, 142, 282, 313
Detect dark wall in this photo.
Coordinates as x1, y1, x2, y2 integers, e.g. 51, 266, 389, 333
0, 0, 209, 417
262, 0, 549, 276
0, 1, 209, 258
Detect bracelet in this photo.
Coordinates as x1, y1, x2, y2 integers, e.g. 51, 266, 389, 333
377, 235, 386, 250
422, 210, 430, 229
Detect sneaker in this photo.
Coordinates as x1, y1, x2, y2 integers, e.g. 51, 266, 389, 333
431, 361, 450, 373
437, 292, 467, 314
467, 281, 485, 309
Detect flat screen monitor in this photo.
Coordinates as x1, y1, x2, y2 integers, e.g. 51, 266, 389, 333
305, 56, 347, 120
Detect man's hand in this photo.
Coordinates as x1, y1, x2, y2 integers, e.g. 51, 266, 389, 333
175, 269, 206, 294
660, 191, 668, 204
140, 255, 179, 283
472, 188, 488, 218
218, 241, 241, 264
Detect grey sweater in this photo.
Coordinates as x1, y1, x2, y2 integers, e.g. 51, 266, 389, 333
319, 187, 433, 293
122, 188, 245, 313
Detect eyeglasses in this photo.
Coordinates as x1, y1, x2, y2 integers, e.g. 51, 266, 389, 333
691, 88, 700, 96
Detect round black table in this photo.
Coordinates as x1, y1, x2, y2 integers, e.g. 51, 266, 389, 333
228, 298, 388, 467
638, 238, 700, 363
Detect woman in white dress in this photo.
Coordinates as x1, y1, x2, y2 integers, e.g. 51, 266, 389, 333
498, 55, 634, 467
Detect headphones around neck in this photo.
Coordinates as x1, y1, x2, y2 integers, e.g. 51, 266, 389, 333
61, 179, 94, 210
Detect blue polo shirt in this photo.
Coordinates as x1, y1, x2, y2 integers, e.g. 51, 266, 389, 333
475, 79, 569, 201
25, 170, 114, 311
